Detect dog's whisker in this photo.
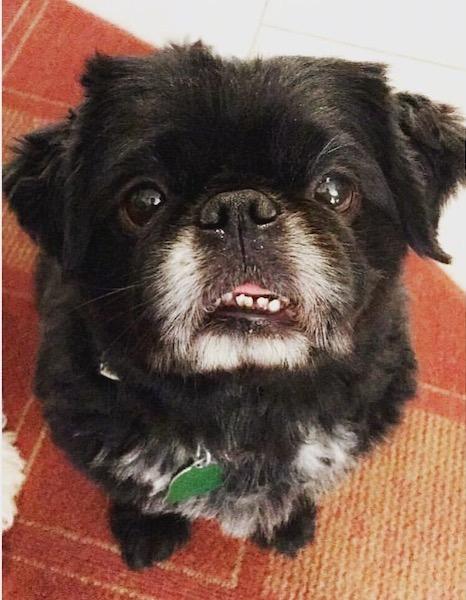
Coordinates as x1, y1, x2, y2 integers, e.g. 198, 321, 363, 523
71, 286, 137, 312
71, 278, 156, 312
100, 299, 158, 358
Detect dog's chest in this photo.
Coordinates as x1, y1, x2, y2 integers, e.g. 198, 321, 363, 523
108, 424, 357, 537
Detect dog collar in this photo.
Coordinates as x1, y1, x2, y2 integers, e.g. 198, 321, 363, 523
99, 362, 120, 381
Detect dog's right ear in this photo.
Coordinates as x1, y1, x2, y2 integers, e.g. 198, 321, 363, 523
394, 93, 465, 263
3, 120, 70, 260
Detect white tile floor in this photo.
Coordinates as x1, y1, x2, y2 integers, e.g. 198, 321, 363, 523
71, 0, 466, 289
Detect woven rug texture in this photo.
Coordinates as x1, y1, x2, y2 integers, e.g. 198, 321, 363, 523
2, 1, 466, 598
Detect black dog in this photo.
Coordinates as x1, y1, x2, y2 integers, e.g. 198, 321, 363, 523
4, 44, 464, 569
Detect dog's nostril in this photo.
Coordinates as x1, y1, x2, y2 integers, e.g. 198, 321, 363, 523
199, 198, 228, 229
250, 196, 278, 225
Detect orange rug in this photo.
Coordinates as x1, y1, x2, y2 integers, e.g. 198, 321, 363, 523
3, 1, 465, 598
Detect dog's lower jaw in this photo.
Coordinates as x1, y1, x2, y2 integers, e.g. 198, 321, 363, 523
193, 331, 311, 372
150, 323, 354, 374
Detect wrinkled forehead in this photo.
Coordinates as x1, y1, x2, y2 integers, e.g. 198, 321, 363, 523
76, 56, 387, 194
80, 103, 335, 193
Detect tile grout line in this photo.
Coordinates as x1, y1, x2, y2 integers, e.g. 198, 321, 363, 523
247, 0, 270, 58
259, 23, 466, 73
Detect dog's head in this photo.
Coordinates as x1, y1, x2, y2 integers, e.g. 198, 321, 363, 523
4, 44, 465, 375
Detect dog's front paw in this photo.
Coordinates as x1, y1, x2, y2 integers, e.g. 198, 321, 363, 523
253, 499, 316, 557
110, 503, 190, 569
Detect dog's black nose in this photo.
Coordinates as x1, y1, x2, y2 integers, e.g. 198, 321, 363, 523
199, 189, 279, 230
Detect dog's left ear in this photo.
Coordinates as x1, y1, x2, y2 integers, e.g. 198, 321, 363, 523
4, 113, 95, 274
3, 121, 70, 260
394, 92, 465, 263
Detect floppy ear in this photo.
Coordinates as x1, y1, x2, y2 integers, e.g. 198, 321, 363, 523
3, 121, 70, 261
395, 92, 465, 263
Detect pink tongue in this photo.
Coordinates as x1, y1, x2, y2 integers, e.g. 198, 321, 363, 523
232, 282, 274, 296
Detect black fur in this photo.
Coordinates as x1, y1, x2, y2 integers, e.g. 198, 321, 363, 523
4, 44, 465, 569
110, 504, 190, 569
253, 495, 317, 556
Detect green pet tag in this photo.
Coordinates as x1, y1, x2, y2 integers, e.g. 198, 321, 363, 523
165, 448, 223, 505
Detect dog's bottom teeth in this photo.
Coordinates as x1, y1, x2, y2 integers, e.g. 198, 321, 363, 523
221, 292, 233, 304
208, 288, 294, 319
236, 294, 247, 308
267, 299, 281, 313
243, 296, 254, 308
256, 297, 269, 309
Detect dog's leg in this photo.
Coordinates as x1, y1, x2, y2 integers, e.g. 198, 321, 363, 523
253, 496, 317, 557
110, 503, 191, 569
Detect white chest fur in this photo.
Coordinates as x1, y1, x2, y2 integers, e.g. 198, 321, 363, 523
294, 424, 358, 496
109, 424, 357, 498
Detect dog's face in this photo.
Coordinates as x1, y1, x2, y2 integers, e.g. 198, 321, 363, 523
5, 45, 465, 375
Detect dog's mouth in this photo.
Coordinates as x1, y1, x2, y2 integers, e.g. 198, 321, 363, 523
204, 282, 296, 324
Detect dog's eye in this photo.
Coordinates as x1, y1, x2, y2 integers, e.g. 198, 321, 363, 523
122, 187, 164, 227
314, 176, 356, 212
